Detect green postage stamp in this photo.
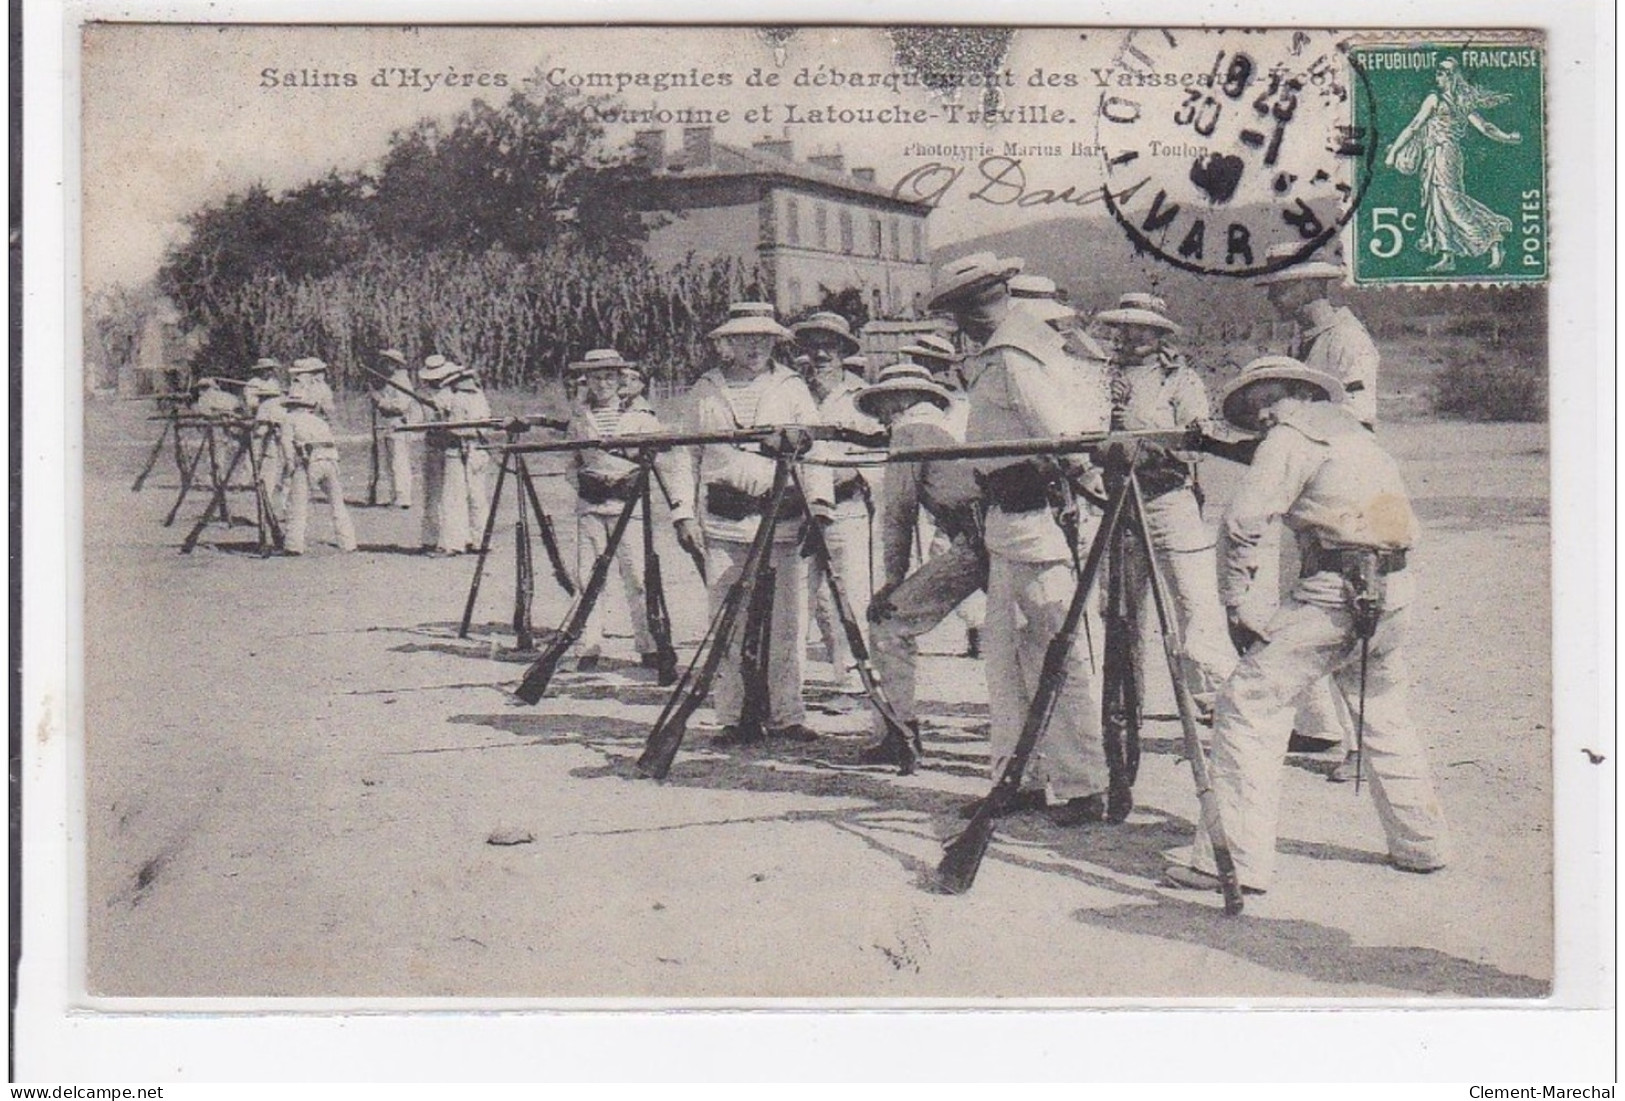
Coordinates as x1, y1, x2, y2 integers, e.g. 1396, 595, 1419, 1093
1350, 37, 1547, 284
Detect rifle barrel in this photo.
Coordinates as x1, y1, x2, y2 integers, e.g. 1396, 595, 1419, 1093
818, 428, 1194, 466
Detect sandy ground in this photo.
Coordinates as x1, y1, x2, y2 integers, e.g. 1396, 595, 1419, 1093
82, 401, 1552, 999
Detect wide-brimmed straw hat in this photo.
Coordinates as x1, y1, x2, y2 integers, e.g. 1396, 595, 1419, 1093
855, 361, 952, 417
791, 311, 860, 353
1008, 274, 1077, 324
840, 354, 869, 374
709, 301, 792, 340
249, 357, 281, 373
377, 348, 408, 367
288, 357, 328, 376
420, 354, 460, 384
572, 348, 633, 373
927, 251, 1024, 313
1117, 292, 1168, 314
899, 333, 960, 370
1254, 243, 1347, 286
1219, 355, 1346, 432
1094, 305, 1181, 335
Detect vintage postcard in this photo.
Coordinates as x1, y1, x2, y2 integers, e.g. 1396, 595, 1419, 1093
19, 6, 1611, 1081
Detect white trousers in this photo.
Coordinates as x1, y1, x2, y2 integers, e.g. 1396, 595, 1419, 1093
869, 534, 985, 734
422, 445, 490, 552
379, 426, 413, 506
1192, 599, 1451, 889
285, 455, 357, 554
984, 550, 1109, 801
576, 509, 653, 656
708, 538, 809, 730
1280, 532, 1356, 747
808, 510, 872, 682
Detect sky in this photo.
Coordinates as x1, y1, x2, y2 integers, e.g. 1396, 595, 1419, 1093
80, 24, 1365, 291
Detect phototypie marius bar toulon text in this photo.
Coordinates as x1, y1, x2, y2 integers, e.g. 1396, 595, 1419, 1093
80, 24, 1554, 999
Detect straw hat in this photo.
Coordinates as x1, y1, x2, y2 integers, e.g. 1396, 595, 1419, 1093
1219, 355, 1346, 432
855, 362, 952, 417
1008, 274, 1077, 324
249, 357, 281, 374
377, 348, 408, 367
1254, 243, 1347, 285
243, 378, 283, 401
282, 393, 319, 410
1094, 305, 1180, 334
708, 302, 792, 340
1116, 292, 1168, 314
288, 357, 328, 376
899, 333, 959, 370
572, 348, 633, 372
791, 311, 860, 353
927, 252, 1024, 312
420, 354, 460, 385
840, 354, 869, 374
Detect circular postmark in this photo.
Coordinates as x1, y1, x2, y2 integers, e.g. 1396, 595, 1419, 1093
1092, 29, 1378, 278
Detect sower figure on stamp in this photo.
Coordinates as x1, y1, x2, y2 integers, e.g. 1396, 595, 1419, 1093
688, 302, 834, 747
931, 252, 1112, 827
280, 393, 358, 556
1259, 246, 1380, 780
855, 361, 984, 767
287, 357, 337, 420
1093, 293, 1236, 715
369, 348, 418, 509
901, 333, 986, 658
1164, 355, 1450, 894
565, 348, 702, 672
792, 312, 878, 695
419, 355, 493, 556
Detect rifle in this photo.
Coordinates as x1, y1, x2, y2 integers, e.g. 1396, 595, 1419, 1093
637, 456, 794, 779
738, 560, 776, 740
1125, 471, 1245, 915
816, 427, 1195, 467
516, 457, 577, 598
641, 472, 680, 686
368, 403, 381, 506
651, 464, 707, 583
355, 360, 439, 414
937, 464, 1128, 895
513, 464, 648, 704
393, 415, 571, 435
1100, 463, 1144, 824
794, 469, 921, 775
179, 429, 251, 554
131, 417, 175, 492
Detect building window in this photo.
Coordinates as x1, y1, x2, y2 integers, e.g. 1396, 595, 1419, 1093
871, 287, 884, 317
787, 277, 802, 308
815, 204, 828, 250
839, 209, 854, 254
911, 221, 923, 261
888, 217, 901, 260
870, 215, 883, 257
784, 197, 800, 246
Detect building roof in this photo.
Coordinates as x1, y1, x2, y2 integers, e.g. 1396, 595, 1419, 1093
643, 139, 932, 214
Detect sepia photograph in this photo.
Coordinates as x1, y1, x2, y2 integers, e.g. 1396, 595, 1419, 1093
16, 6, 1614, 1081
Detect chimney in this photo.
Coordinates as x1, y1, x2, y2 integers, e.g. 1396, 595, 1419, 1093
752, 137, 794, 160
807, 152, 845, 173
682, 126, 714, 168
850, 167, 876, 184
633, 129, 666, 173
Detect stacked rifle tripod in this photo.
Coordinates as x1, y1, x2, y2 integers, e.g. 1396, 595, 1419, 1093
133, 407, 285, 556
496, 424, 1245, 914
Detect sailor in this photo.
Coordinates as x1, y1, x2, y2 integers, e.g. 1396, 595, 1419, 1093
1257, 246, 1380, 779
688, 302, 834, 746
793, 311, 879, 694
856, 361, 984, 765
930, 252, 1112, 827
243, 376, 291, 518
369, 348, 418, 509
418, 355, 492, 556
897, 332, 986, 658
1165, 355, 1449, 893
1092, 293, 1235, 711
565, 348, 701, 671
287, 357, 337, 420
280, 393, 358, 555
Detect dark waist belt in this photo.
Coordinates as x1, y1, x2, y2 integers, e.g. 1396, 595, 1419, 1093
931, 504, 983, 544
834, 476, 869, 505
1301, 543, 1408, 579
705, 482, 805, 523
579, 470, 640, 505
979, 461, 1051, 514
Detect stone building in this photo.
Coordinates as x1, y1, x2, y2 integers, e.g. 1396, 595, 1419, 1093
631, 127, 934, 320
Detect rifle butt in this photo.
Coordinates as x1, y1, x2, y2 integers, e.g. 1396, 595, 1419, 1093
935, 820, 995, 894
636, 719, 687, 779
514, 643, 568, 704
